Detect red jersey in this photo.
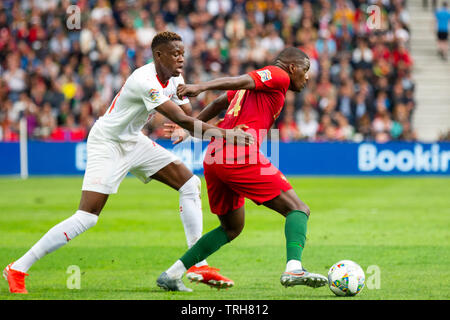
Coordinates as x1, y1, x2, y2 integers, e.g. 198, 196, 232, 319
206, 65, 291, 164
203, 65, 293, 214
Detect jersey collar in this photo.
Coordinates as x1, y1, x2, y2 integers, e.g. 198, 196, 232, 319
156, 74, 169, 88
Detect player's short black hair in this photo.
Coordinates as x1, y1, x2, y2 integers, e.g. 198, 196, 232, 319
275, 47, 310, 69
151, 31, 182, 52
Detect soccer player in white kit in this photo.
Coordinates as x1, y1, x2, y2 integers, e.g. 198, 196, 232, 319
3, 31, 253, 293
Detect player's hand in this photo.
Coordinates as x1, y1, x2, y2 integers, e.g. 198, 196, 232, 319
177, 84, 203, 99
227, 124, 255, 146
163, 123, 189, 145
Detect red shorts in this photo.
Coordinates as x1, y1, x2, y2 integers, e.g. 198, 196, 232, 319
203, 159, 293, 216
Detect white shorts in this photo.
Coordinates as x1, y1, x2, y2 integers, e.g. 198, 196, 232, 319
82, 131, 180, 194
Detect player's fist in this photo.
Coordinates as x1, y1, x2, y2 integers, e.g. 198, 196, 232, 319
177, 84, 202, 99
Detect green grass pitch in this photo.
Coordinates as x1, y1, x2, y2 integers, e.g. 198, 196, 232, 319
0, 176, 449, 300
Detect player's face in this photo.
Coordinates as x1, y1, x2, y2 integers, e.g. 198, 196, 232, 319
289, 61, 310, 92
158, 40, 185, 77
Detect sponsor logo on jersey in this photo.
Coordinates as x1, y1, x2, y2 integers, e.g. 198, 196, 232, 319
257, 69, 272, 82
149, 89, 160, 102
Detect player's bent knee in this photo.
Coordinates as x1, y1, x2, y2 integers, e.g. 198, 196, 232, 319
296, 202, 310, 217
78, 191, 108, 216
283, 199, 311, 217
179, 175, 201, 196
290, 194, 310, 217
76, 210, 99, 229
220, 221, 244, 242
285, 201, 311, 217
78, 203, 103, 216
224, 227, 242, 242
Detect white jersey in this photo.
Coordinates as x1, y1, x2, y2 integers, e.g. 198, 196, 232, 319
91, 62, 189, 143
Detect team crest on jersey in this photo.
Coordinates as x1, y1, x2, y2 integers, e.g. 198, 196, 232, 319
149, 89, 160, 102
257, 69, 272, 82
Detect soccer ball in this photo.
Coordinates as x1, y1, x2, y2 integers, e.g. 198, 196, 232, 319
328, 260, 365, 296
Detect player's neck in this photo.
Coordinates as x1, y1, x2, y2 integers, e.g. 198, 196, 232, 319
154, 64, 171, 87
273, 62, 289, 74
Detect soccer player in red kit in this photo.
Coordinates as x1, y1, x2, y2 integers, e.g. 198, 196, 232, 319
157, 47, 328, 291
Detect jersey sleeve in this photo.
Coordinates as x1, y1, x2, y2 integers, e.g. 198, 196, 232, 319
248, 66, 290, 93
140, 79, 170, 112
171, 75, 190, 105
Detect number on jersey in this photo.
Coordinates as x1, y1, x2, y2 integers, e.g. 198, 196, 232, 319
227, 90, 246, 117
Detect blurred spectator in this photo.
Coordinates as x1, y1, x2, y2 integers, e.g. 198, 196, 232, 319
336, 80, 354, 123
439, 129, 450, 141
136, 11, 157, 47
174, 16, 194, 48
316, 30, 337, 57
207, 0, 232, 17
3, 53, 26, 102
296, 105, 319, 141
0, 0, 416, 143
50, 113, 86, 142
278, 103, 301, 142
90, 0, 113, 22
261, 24, 285, 62
435, 1, 450, 60
37, 102, 57, 139
225, 12, 246, 41
335, 111, 354, 141
352, 37, 373, 70
392, 42, 413, 69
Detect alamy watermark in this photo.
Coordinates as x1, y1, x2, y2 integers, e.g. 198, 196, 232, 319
365, 264, 381, 290
64, 263, 380, 290
66, 265, 81, 289
65, 3, 382, 32
366, 5, 382, 30
66, 5, 81, 30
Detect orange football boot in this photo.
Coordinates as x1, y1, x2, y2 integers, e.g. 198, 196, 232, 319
186, 265, 234, 289
3, 263, 29, 294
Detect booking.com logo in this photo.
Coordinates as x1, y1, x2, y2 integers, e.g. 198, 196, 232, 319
358, 143, 450, 173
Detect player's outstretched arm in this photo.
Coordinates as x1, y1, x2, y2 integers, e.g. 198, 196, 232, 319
178, 102, 193, 116
163, 94, 229, 144
177, 74, 255, 98
156, 100, 254, 145
196, 93, 229, 122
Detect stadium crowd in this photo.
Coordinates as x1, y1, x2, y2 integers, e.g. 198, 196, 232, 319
0, 0, 419, 143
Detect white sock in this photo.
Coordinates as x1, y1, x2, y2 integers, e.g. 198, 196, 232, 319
179, 175, 207, 268
166, 260, 187, 280
285, 260, 303, 272
11, 210, 98, 273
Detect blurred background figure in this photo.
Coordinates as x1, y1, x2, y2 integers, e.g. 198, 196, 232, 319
435, 1, 450, 60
